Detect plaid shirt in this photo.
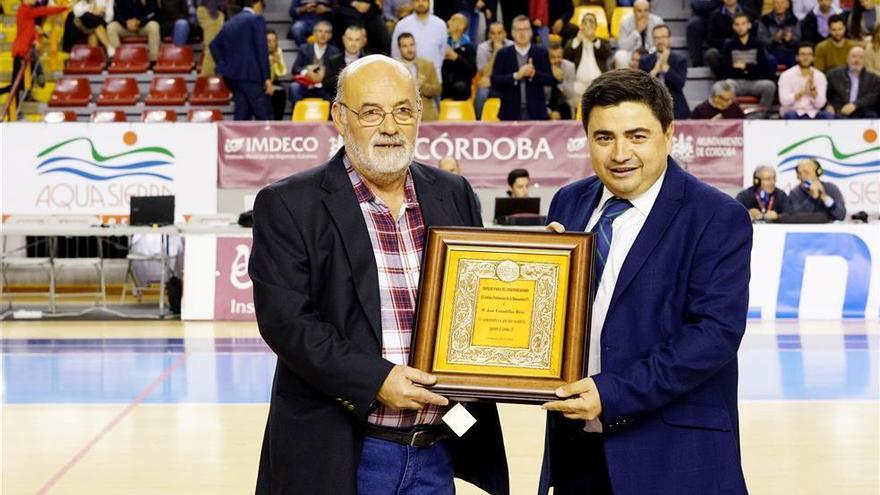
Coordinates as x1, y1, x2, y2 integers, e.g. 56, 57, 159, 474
345, 158, 445, 428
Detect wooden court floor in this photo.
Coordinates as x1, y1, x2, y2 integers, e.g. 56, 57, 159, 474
1, 320, 877, 494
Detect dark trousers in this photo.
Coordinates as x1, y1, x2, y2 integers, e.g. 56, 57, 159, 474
229, 80, 271, 121
0, 56, 24, 95
270, 85, 286, 120
549, 418, 614, 495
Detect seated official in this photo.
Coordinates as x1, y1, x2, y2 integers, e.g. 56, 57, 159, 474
506, 168, 530, 197
787, 158, 846, 221
735, 165, 788, 222
691, 79, 747, 119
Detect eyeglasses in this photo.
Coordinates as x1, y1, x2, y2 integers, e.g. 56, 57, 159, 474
338, 102, 419, 127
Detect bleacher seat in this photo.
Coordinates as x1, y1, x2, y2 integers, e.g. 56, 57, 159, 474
292, 98, 330, 121
108, 44, 150, 73
186, 108, 223, 122
49, 77, 92, 107
1, 0, 18, 15
438, 99, 476, 121
65, 45, 106, 74
191, 76, 231, 105
43, 110, 78, 122
145, 77, 187, 105
154, 44, 193, 73
610, 7, 633, 39
31, 82, 55, 103
1, 52, 14, 75
96, 77, 140, 106
571, 6, 609, 40
141, 109, 177, 122
90, 110, 127, 122
480, 97, 501, 121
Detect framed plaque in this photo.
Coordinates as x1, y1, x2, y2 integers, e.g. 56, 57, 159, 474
411, 227, 594, 403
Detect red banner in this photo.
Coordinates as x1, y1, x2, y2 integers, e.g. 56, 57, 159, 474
213, 237, 255, 321
669, 120, 744, 188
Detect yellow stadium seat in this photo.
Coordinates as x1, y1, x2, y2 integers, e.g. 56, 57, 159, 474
610, 7, 633, 39
571, 5, 609, 40
31, 82, 55, 103
439, 99, 476, 121
2, 0, 19, 15
24, 113, 42, 122
576, 101, 582, 122
0, 52, 12, 74
292, 98, 330, 122
480, 97, 500, 122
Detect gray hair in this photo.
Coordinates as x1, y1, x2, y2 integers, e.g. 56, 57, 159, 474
711, 79, 737, 97
753, 165, 775, 178
334, 55, 421, 112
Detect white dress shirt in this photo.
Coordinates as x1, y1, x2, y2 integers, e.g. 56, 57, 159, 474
582, 168, 666, 432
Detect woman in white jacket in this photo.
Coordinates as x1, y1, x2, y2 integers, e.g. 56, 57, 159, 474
72, 0, 115, 56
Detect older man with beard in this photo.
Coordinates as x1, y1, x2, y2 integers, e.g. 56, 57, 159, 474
249, 54, 509, 495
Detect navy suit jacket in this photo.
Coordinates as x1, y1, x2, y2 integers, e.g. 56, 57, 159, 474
291, 42, 341, 75
209, 9, 269, 83
541, 160, 752, 495
491, 44, 555, 120
640, 51, 691, 119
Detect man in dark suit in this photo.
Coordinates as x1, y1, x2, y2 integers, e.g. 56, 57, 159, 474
491, 15, 556, 120
323, 25, 365, 102
209, 0, 271, 120
540, 68, 751, 495
249, 55, 509, 495
287, 20, 340, 105
639, 24, 690, 118
825, 46, 880, 118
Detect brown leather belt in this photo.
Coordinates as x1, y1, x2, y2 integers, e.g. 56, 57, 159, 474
364, 423, 452, 448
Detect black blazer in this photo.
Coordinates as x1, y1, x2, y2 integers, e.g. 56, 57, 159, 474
640, 51, 691, 119
291, 42, 341, 75
491, 44, 556, 120
826, 67, 880, 114
250, 149, 509, 495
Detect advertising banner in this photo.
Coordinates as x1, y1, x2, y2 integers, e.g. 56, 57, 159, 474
213, 236, 254, 321
669, 120, 744, 188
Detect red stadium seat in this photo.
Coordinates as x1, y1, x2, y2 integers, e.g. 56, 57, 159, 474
186, 108, 223, 122
90, 110, 127, 122
141, 109, 178, 122
121, 35, 148, 44
96, 77, 140, 106
145, 76, 187, 105
49, 77, 92, 107
43, 110, 78, 122
154, 44, 193, 73
64, 45, 106, 74
108, 44, 150, 73
191, 76, 232, 105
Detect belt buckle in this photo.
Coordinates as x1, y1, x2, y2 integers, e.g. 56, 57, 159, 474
409, 429, 424, 447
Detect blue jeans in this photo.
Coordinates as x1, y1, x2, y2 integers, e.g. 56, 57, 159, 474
783, 110, 834, 119
172, 19, 190, 46
289, 17, 317, 45
357, 437, 454, 495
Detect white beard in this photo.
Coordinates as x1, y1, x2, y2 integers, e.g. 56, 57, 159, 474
345, 128, 415, 176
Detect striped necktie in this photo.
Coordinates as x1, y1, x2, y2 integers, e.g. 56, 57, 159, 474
591, 197, 633, 296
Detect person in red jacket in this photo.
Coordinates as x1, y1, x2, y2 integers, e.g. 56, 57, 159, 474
0, 0, 67, 97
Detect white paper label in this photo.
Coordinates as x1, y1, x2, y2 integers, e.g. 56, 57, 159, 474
442, 402, 477, 437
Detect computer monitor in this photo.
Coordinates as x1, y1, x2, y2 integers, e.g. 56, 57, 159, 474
129, 195, 175, 226
493, 197, 540, 222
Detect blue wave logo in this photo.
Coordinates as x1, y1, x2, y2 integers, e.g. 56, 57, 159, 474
776, 133, 880, 180
36, 135, 175, 181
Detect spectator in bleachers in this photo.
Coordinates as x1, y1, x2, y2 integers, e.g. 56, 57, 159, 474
0, 0, 67, 100
629, 47, 649, 69
70, 0, 114, 56
688, 0, 723, 66
793, 0, 840, 20
826, 46, 880, 117
196, 0, 227, 76
491, 15, 555, 120
848, 0, 878, 40
788, 158, 846, 221
391, 0, 447, 82
640, 24, 690, 118
267, 30, 288, 120
336, 0, 389, 55
396, 32, 441, 120
778, 42, 833, 117
735, 165, 789, 222
690, 79, 748, 118
158, 0, 194, 46
209, 0, 271, 120
800, 0, 843, 44
547, 41, 576, 119
564, 12, 612, 100
474, 21, 512, 119
614, 0, 664, 69
815, 14, 860, 71
287, 20, 338, 105
460, 1, 493, 45
758, 0, 801, 68
705, 0, 760, 78
286, 0, 331, 47
439, 155, 482, 213
441, 13, 476, 101
324, 25, 365, 101
497, 0, 527, 34
507, 168, 530, 197
866, 27, 880, 73
722, 12, 777, 114
548, 0, 578, 47
107, 0, 160, 61
382, 0, 411, 33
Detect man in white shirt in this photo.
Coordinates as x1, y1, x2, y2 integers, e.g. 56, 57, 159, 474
778, 41, 833, 118
564, 12, 613, 102
390, 0, 446, 81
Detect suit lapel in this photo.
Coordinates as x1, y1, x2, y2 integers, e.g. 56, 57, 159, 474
571, 180, 604, 232
410, 163, 448, 227
606, 159, 685, 315
321, 149, 382, 344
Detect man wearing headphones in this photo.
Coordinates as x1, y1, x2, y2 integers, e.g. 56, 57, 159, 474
787, 158, 846, 221
735, 165, 789, 222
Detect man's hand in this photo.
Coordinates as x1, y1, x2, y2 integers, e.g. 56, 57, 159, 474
748, 208, 762, 221
733, 61, 746, 70
126, 18, 140, 31
545, 221, 565, 233
551, 63, 564, 81
351, 0, 370, 14
552, 18, 564, 34
377, 365, 449, 410
444, 46, 459, 61
543, 377, 603, 421
264, 79, 274, 95
764, 210, 779, 221
807, 179, 822, 199
315, 4, 330, 14
309, 64, 325, 83
841, 103, 856, 116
